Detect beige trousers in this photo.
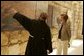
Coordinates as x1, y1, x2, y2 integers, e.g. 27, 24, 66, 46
57, 39, 68, 55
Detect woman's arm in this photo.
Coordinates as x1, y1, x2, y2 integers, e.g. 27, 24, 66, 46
66, 21, 71, 41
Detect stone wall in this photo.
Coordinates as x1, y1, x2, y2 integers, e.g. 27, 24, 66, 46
1, 30, 29, 55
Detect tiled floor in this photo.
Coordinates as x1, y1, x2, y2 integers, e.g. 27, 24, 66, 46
48, 39, 83, 55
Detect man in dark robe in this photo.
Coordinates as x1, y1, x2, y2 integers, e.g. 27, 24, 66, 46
9, 8, 52, 55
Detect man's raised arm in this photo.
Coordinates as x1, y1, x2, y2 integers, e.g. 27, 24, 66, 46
9, 8, 32, 31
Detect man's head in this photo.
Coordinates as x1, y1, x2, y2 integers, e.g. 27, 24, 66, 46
39, 12, 48, 21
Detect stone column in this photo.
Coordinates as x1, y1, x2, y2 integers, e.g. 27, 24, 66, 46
76, 1, 83, 39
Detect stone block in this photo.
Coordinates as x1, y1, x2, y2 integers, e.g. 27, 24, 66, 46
9, 31, 19, 44
1, 32, 8, 46
19, 52, 25, 55
19, 42, 27, 53
20, 30, 29, 42
1, 46, 8, 55
8, 44, 20, 55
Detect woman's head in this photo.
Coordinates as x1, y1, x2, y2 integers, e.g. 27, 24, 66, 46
60, 14, 68, 22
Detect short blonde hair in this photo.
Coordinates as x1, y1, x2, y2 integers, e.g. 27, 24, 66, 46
61, 14, 68, 22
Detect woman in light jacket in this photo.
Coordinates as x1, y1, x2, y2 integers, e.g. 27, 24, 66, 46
57, 14, 71, 55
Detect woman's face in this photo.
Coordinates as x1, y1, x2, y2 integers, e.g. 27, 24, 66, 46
60, 15, 65, 23
59, 15, 63, 21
